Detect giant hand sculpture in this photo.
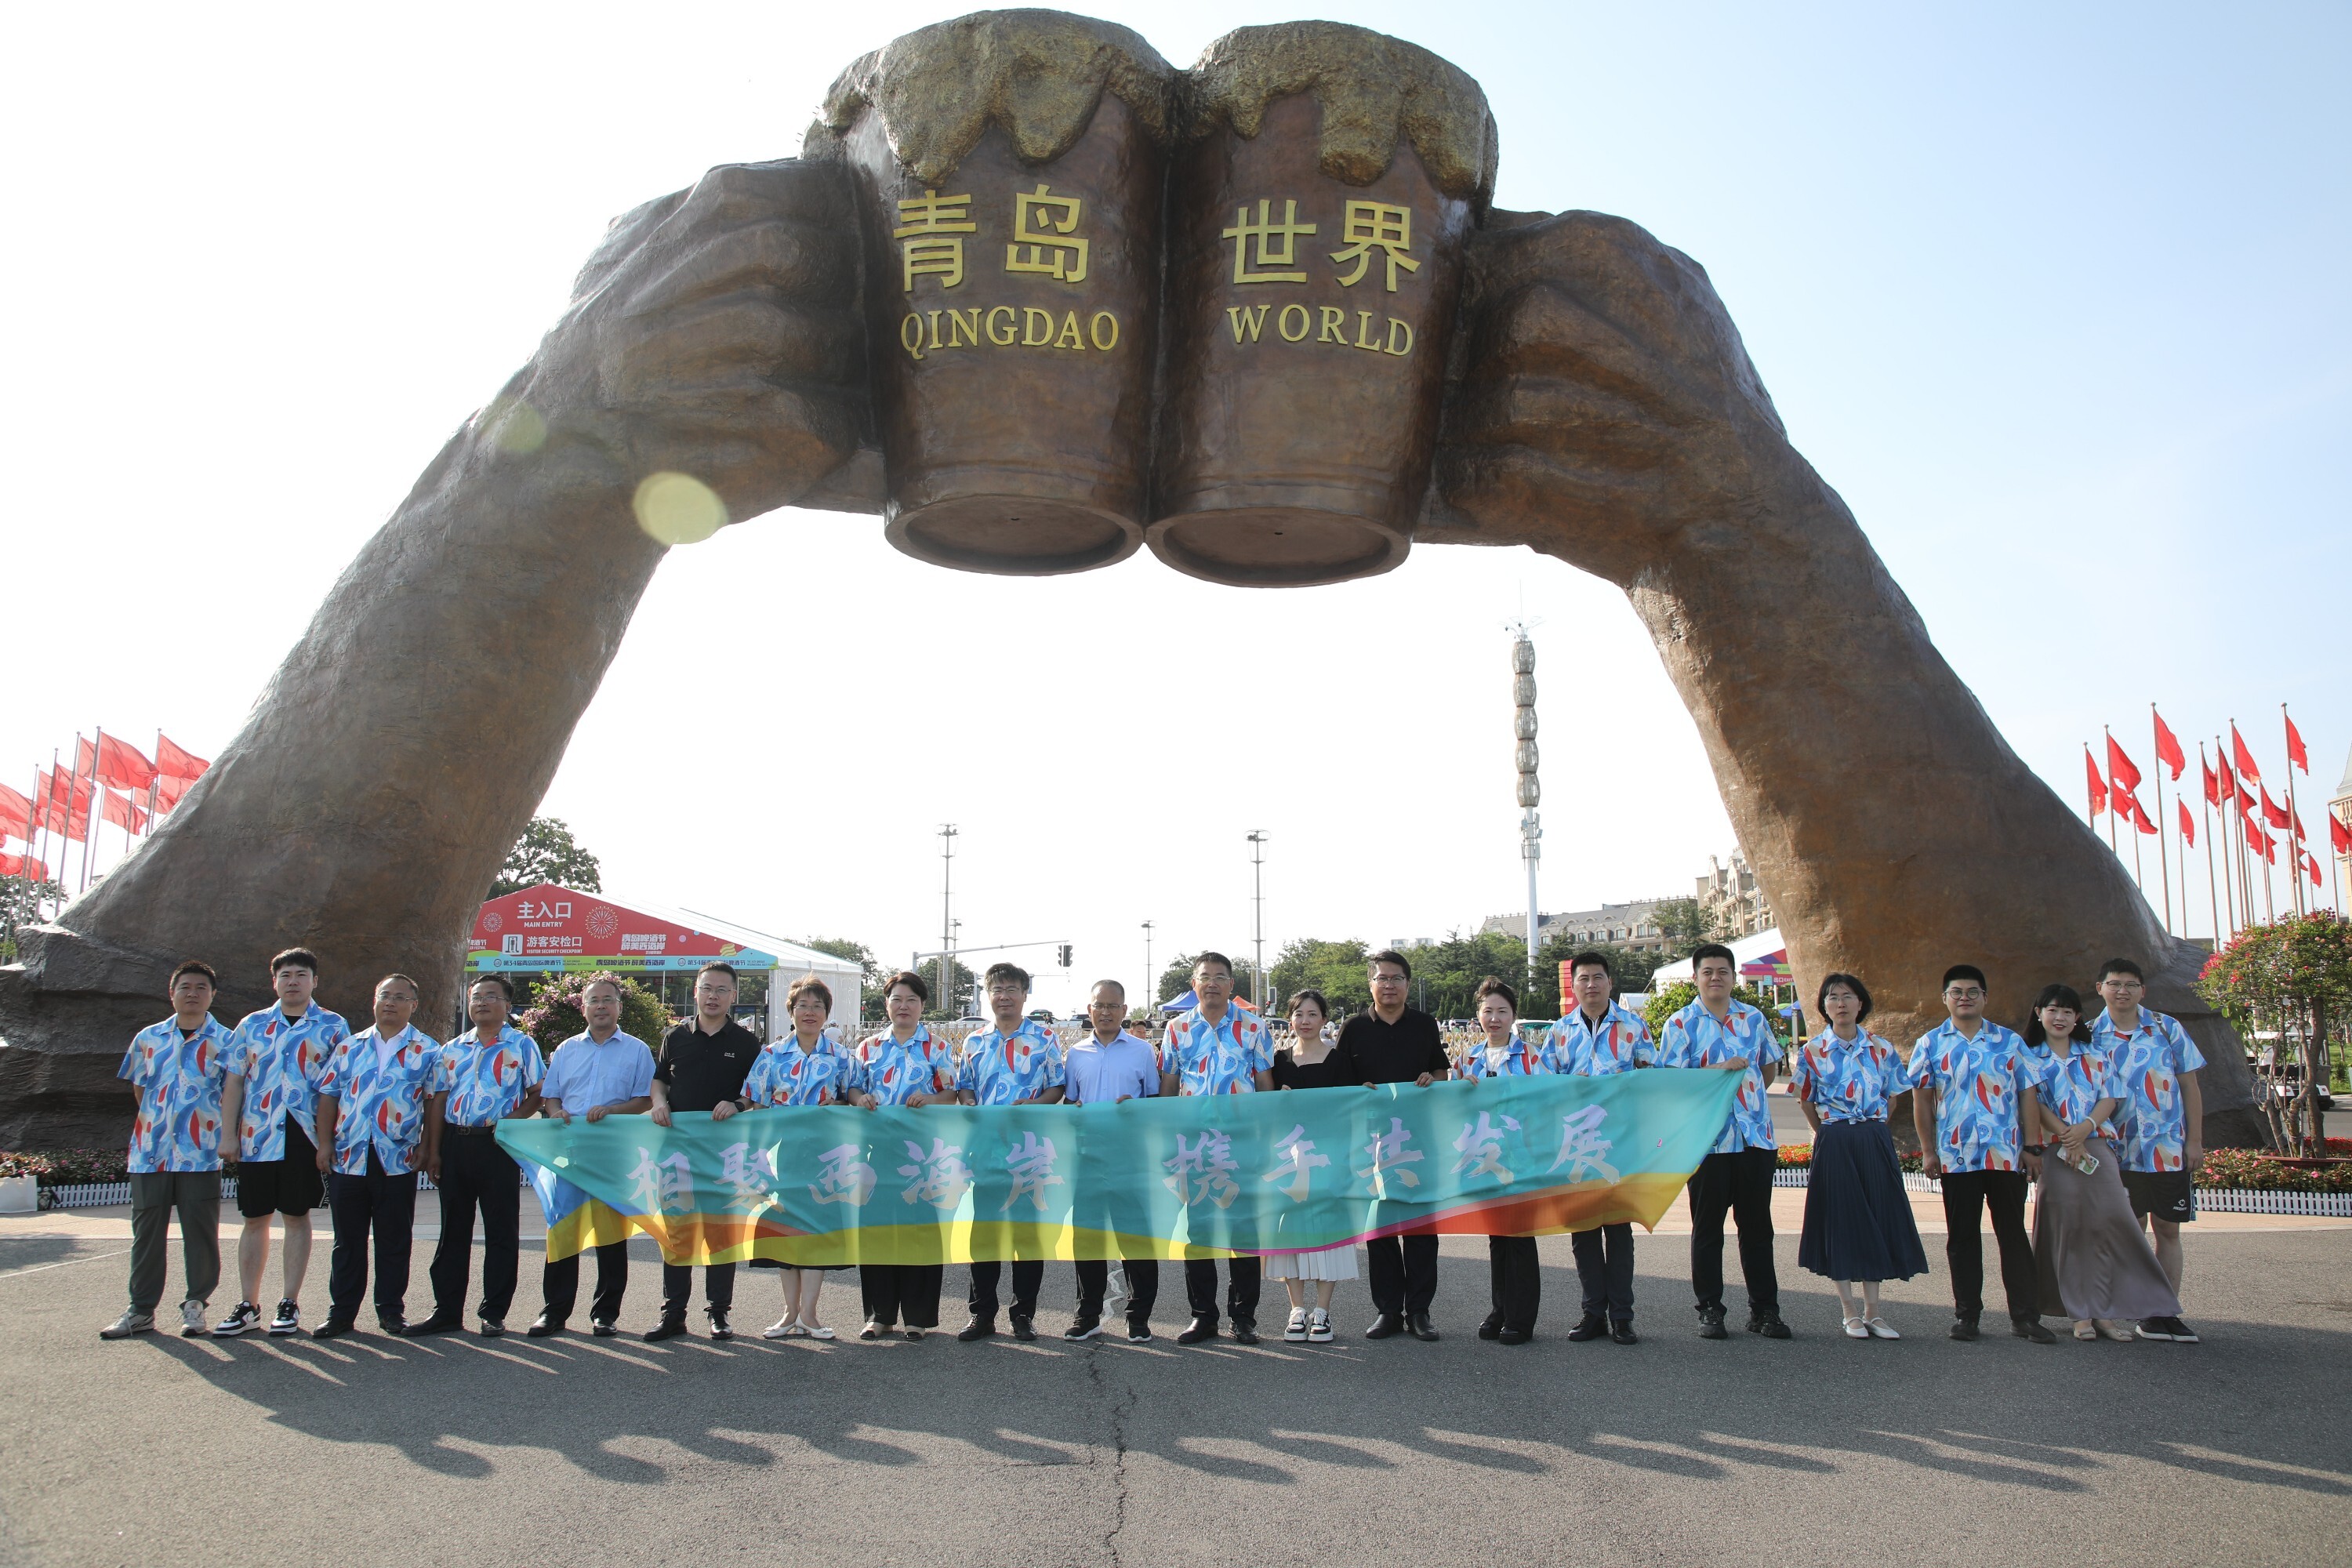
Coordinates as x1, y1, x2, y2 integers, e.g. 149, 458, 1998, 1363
0, 13, 2252, 1147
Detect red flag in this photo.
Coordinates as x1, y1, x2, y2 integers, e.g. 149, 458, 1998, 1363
2286, 713, 2308, 773
2107, 736, 2143, 794
2232, 724, 2262, 785
38, 768, 93, 814
2217, 749, 2236, 798
2178, 800, 2195, 847
2237, 778, 2258, 815
2292, 805, 2308, 843
74, 738, 96, 779
2153, 711, 2185, 779
0, 852, 42, 877
2127, 794, 2158, 836
100, 789, 148, 835
2260, 785, 2290, 831
2085, 748, 2108, 817
2334, 814, 2352, 855
155, 773, 194, 811
93, 735, 156, 793
2249, 820, 2277, 862
0, 784, 31, 842
2201, 757, 2221, 807
2309, 852, 2325, 889
154, 734, 209, 782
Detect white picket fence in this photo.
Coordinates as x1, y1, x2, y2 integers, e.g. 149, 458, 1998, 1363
1765, 1166, 2351, 1217
35, 1169, 529, 1211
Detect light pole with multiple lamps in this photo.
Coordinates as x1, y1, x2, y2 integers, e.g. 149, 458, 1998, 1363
1247, 829, 1269, 1011
1141, 919, 1154, 1018
938, 823, 958, 1015
1508, 626, 1542, 1001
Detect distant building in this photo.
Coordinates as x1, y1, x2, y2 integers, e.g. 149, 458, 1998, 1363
1697, 850, 1773, 938
2332, 744, 2352, 898
1481, 901, 1671, 953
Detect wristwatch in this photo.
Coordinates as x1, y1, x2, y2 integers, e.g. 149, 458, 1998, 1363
2022, 1143, 2047, 1156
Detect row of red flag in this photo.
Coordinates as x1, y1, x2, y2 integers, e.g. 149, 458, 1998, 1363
1, 731, 211, 883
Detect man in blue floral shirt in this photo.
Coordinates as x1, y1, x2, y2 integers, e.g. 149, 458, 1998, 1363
2092, 957, 2205, 1343
310, 974, 442, 1338
953, 963, 1065, 1343
409, 975, 544, 1338
102, 961, 234, 1340
1907, 964, 2054, 1343
1548, 952, 1655, 1345
1160, 953, 1276, 1346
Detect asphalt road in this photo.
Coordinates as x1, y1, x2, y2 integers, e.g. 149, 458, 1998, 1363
5, 1222, 2350, 1568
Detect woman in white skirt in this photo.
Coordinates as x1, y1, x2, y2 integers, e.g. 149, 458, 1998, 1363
1263, 990, 1359, 1343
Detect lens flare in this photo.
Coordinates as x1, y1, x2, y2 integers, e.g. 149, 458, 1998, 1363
480, 396, 547, 454
632, 471, 727, 545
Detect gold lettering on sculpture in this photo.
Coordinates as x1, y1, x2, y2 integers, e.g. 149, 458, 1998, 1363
1317, 306, 1348, 343
1385, 318, 1414, 356
1329, 202, 1421, 292
1022, 307, 1054, 347
1054, 310, 1084, 350
1221, 198, 1317, 285
1004, 185, 1090, 283
900, 314, 925, 360
987, 306, 1018, 346
1354, 310, 1381, 350
1090, 310, 1120, 350
1277, 303, 1311, 341
1227, 305, 1270, 343
927, 310, 943, 350
893, 189, 975, 292
946, 308, 982, 348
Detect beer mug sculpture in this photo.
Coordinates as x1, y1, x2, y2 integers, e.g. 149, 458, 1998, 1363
1151, 23, 1496, 586
811, 12, 1176, 575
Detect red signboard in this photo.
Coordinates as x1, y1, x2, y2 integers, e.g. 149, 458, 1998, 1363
466, 883, 778, 975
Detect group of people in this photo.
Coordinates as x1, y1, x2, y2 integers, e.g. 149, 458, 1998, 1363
100, 940, 2205, 1353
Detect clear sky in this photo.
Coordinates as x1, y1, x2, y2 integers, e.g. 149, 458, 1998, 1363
5, 2, 2345, 1014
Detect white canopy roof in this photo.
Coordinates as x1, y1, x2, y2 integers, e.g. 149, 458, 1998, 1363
1648, 927, 1786, 988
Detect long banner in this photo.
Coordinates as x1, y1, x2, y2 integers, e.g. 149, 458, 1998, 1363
498, 1070, 1742, 1266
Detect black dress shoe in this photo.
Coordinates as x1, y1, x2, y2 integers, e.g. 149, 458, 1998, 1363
1748, 1313, 1791, 1340
1408, 1312, 1441, 1341
1496, 1327, 1532, 1345
405, 1314, 464, 1337
590, 1319, 617, 1338
524, 1313, 564, 1338
1231, 1320, 1260, 1346
2011, 1317, 2057, 1344
644, 1317, 690, 1342
1175, 1317, 1218, 1345
956, 1316, 997, 1342
1949, 1316, 1981, 1341
1610, 1321, 1640, 1345
1697, 1306, 1730, 1340
376, 1317, 408, 1338
707, 1309, 733, 1341
310, 1319, 354, 1341
1009, 1314, 1037, 1342
1477, 1313, 1504, 1341
1566, 1316, 1607, 1341
1364, 1312, 1404, 1340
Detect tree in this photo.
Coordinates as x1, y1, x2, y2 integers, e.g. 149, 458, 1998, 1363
0, 876, 65, 963
1266, 938, 1371, 1018
1158, 951, 1268, 1011
1651, 897, 1729, 960
517, 971, 671, 1058
801, 936, 886, 1019
2198, 912, 2352, 1154
1642, 979, 1780, 1044
1533, 928, 1670, 1007
492, 817, 601, 897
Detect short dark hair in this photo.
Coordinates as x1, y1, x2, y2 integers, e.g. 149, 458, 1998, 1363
2099, 957, 2144, 982
1942, 964, 1987, 990
1472, 976, 1518, 1014
1567, 950, 1613, 981
1691, 943, 1736, 971
375, 973, 419, 998
695, 960, 739, 984
1815, 971, 1872, 1024
269, 947, 319, 977
985, 961, 1031, 991
2024, 982, 2093, 1045
786, 972, 833, 1011
169, 959, 218, 989
1091, 978, 1127, 1001
1192, 952, 1234, 978
468, 974, 514, 1002
882, 969, 929, 1004
581, 973, 625, 1000
1286, 988, 1330, 1020
1367, 948, 1411, 978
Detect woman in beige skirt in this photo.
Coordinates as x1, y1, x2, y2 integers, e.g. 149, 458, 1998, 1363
1263, 990, 1359, 1344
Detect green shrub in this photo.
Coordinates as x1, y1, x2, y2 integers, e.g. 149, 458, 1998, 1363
517, 971, 673, 1060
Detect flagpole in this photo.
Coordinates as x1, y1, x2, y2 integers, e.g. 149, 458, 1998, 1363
2281, 703, 2306, 918
2098, 735, 2118, 856
2200, 742, 2222, 944
2211, 739, 2236, 939
2151, 705, 2174, 932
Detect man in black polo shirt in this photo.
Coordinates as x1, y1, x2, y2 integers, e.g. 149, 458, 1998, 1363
1337, 949, 1453, 1342
644, 961, 759, 1341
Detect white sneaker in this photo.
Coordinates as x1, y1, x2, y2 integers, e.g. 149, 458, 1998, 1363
763, 1315, 795, 1339
212, 1301, 260, 1337
100, 1308, 154, 1339
180, 1300, 209, 1336
267, 1299, 302, 1336
1283, 1308, 1310, 1343
1306, 1309, 1334, 1344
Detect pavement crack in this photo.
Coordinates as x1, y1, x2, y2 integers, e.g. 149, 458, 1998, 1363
1087, 1345, 1138, 1567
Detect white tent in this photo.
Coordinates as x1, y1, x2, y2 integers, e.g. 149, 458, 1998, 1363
1648, 927, 1786, 989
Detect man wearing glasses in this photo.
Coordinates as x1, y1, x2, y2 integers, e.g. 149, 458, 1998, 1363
1907, 964, 2055, 1343
1061, 978, 1162, 1342
954, 963, 1065, 1343
2090, 957, 2204, 1344
1335, 949, 1451, 1341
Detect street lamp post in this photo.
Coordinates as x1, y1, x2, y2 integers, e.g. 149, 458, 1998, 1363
1247, 830, 1269, 1011
1141, 920, 1154, 1017
938, 823, 958, 1016
1509, 627, 1542, 1002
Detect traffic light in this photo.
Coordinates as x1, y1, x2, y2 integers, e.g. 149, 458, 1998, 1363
1058, 943, 1073, 967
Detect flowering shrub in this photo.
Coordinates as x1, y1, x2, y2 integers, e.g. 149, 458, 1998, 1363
1775, 1141, 1923, 1173
517, 971, 673, 1060
2196, 1149, 2352, 1193
0, 1149, 130, 1185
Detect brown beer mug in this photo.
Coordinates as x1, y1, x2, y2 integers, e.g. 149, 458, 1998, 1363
811, 13, 1175, 575
1152, 23, 1496, 586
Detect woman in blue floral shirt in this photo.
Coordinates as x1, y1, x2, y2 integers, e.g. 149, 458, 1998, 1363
739, 975, 858, 1341
1791, 973, 1927, 1339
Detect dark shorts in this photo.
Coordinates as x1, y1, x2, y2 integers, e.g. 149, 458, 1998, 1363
234, 1120, 326, 1218
2120, 1168, 2196, 1223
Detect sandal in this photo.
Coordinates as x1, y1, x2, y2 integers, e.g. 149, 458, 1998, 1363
806, 1323, 836, 1341
1842, 1316, 1870, 1339
2095, 1319, 2132, 1341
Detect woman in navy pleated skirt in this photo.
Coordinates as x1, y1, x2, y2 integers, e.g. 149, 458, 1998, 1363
1791, 973, 1929, 1339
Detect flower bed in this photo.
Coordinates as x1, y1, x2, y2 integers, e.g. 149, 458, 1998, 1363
1776, 1142, 1924, 1173
0, 1149, 130, 1185
2195, 1149, 2352, 1194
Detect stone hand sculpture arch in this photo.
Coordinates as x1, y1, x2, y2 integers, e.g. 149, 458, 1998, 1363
0, 12, 2253, 1146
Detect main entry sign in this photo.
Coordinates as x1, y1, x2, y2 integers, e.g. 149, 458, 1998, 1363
466, 882, 779, 975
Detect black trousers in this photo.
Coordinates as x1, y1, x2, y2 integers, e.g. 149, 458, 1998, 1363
1573, 1221, 1637, 1321
1183, 1258, 1260, 1326
968, 1259, 1044, 1320
326, 1148, 416, 1323
862, 1264, 946, 1330
543, 1240, 630, 1325
1486, 1236, 1540, 1333
428, 1133, 522, 1321
659, 1262, 736, 1319
1690, 1147, 1780, 1315
1076, 1259, 1160, 1323
1367, 1232, 1439, 1317
1940, 1168, 2038, 1322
